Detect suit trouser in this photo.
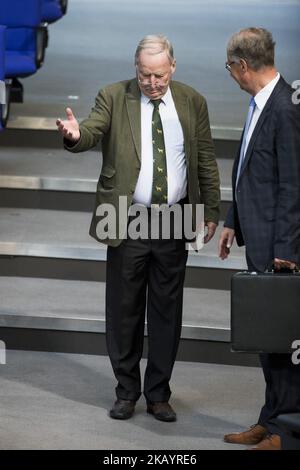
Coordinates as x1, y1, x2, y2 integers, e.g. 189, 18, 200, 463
246, 253, 300, 436
258, 353, 300, 436
105, 211, 188, 403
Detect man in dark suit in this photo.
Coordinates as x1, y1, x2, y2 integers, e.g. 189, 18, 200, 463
57, 35, 220, 422
219, 27, 300, 450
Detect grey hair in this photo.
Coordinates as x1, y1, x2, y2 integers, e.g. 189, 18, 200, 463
227, 27, 275, 71
135, 35, 175, 65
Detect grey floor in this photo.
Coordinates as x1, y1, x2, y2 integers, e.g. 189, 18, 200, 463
9, 0, 300, 128
0, 349, 264, 450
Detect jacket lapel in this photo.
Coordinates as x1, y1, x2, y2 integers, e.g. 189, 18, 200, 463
238, 77, 285, 180
125, 79, 141, 161
170, 81, 191, 159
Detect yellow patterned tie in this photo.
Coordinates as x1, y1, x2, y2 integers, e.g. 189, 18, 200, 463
151, 99, 168, 205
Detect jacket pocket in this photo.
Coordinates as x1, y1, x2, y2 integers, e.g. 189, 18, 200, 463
99, 165, 116, 190
100, 165, 116, 178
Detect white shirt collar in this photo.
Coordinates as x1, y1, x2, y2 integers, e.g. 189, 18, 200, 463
141, 86, 171, 106
254, 73, 280, 110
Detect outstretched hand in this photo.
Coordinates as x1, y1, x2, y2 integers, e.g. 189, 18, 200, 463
56, 107, 80, 142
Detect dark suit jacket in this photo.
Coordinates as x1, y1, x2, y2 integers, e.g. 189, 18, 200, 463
225, 77, 300, 271
66, 78, 220, 246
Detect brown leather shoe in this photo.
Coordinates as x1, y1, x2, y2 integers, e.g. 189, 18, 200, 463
147, 402, 177, 422
249, 434, 281, 450
224, 424, 267, 445
109, 399, 136, 420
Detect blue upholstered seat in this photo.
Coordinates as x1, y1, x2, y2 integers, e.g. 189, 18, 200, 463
0, 26, 5, 82
42, 0, 64, 24
0, 0, 46, 78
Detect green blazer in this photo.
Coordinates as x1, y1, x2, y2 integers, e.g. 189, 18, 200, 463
66, 78, 220, 247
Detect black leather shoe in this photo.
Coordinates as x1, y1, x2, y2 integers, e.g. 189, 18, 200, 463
147, 402, 177, 422
109, 399, 136, 420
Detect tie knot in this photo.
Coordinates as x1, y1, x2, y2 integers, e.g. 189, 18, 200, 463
151, 99, 162, 110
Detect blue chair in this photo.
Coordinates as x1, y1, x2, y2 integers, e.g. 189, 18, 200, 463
0, 24, 9, 129
42, 0, 68, 24
0, 0, 47, 79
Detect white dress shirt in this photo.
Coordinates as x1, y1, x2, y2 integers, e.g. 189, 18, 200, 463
244, 73, 281, 154
133, 87, 187, 206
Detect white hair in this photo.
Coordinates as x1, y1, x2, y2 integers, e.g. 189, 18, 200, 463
135, 34, 175, 65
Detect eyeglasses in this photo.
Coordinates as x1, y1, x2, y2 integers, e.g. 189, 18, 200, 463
225, 61, 235, 72
136, 68, 169, 86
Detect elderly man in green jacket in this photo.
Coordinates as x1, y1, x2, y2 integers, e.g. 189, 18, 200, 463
57, 34, 220, 422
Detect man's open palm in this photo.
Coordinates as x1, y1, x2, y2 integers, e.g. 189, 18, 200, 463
56, 107, 80, 142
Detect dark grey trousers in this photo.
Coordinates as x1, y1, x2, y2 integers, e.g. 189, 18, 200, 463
106, 212, 188, 403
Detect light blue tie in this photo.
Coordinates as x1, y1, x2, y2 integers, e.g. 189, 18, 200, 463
235, 96, 256, 195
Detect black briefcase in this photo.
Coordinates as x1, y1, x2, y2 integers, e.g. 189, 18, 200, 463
231, 271, 300, 353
